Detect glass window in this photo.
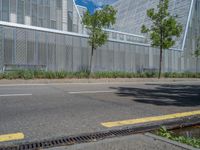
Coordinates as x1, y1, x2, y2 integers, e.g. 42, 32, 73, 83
17, 0, 25, 24
67, 0, 73, 11
38, 18, 43, 27
32, 3, 37, 25
67, 11, 73, 31
0, 0, 2, 20
51, 20, 56, 29
25, 0, 31, 16
10, 0, 16, 13
44, 6, 50, 28
2, 0, 9, 21
50, 0, 56, 20
56, 0, 62, 9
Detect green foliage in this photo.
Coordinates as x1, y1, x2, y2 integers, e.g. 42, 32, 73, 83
73, 71, 89, 78
82, 5, 117, 50
192, 37, 200, 58
22, 70, 34, 79
193, 49, 200, 58
0, 73, 3, 79
157, 126, 173, 139
141, 0, 183, 78
141, 0, 182, 48
0, 70, 200, 80
82, 5, 117, 73
191, 37, 200, 73
157, 127, 200, 148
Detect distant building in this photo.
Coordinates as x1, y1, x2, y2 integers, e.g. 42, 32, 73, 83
0, 0, 199, 72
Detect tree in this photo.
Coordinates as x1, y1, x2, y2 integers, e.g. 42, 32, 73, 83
141, 0, 182, 78
82, 5, 117, 74
192, 37, 200, 73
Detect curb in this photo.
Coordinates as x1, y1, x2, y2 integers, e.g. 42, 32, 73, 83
145, 133, 199, 150
0, 78, 200, 85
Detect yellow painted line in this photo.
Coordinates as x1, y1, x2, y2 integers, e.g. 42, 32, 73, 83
101, 110, 200, 128
0, 133, 24, 142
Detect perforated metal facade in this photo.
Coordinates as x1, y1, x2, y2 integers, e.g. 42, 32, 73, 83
0, 0, 199, 73
0, 0, 84, 33
113, 0, 193, 49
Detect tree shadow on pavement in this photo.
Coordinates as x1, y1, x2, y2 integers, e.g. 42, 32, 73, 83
110, 84, 200, 107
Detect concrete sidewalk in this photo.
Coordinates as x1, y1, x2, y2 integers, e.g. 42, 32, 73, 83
0, 78, 200, 85
46, 134, 190, 150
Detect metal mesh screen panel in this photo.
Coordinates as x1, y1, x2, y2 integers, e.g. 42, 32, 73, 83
27, 30, 35, 65
56, 34, 66, 71
47, 32, 56, 70
0, 27, 3, 70
16, 28, 26, 64
72, 36, 81, 71
80, 37, 89, 71
4, 27, 13, 64
65, 35, 73, 71
38, 31, 47, 65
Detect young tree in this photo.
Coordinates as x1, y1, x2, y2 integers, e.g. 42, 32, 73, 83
141, 0, 182, 78
192, 37, 200, 73
82, 5, 117, 74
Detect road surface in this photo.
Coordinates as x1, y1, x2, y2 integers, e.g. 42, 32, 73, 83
0, 80, 200, 146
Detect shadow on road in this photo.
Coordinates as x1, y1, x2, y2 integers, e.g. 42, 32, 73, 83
110, 84, 200, 107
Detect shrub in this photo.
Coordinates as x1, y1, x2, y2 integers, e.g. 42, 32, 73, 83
157, 127, 200, 149
44, 71, 56, 79
22, 70, 34, 79
55, 71, 66, 79
74, 71, 89, 78
33, 70, 46, 78
0, 73, 3, 79
3, 71, 20, 79
0, 70, 200, 80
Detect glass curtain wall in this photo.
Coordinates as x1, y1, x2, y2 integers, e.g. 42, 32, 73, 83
0, 0, 75, 31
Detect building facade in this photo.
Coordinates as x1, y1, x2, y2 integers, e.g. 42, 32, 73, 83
0, 0, 199, 72
112, 0, 200, 72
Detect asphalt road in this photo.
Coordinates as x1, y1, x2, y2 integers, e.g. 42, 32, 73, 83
0, 81, 200, 146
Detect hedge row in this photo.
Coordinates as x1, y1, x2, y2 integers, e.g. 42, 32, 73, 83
0, 70, 200, 80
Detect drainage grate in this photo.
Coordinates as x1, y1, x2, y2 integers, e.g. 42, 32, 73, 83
0, 116, 199, 150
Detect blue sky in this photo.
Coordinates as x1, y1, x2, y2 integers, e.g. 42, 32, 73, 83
75, 0, 118, 13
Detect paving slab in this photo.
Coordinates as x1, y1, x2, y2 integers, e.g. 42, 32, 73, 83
46, 134, 187, 150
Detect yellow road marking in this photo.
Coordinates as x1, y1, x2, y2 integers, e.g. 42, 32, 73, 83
0, 133, 24, 142
101, 110, 200, 128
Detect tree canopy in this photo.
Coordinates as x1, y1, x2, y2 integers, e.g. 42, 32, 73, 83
82, 5, 117, 73
141, 0, 183, 78
193, 37, 200, 58
82, 5, 117, 50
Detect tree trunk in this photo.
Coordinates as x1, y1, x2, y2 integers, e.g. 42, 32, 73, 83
196, 57, 199, 74
159, 0, 164, 79
89, 46, 94, 75
158, 46, 163, 79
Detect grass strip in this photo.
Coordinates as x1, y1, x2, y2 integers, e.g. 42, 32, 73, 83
0, 70, 200, 80
156, 127, 200, 149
